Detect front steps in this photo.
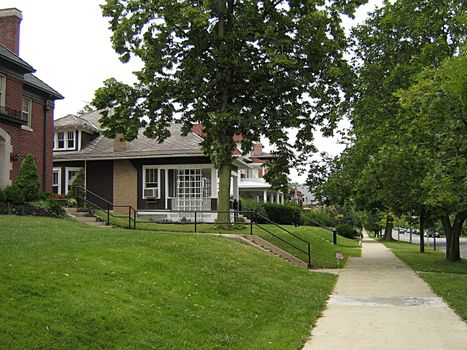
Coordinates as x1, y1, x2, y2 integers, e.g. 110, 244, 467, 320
66, 208, 111, 228
224, 234, 308, 269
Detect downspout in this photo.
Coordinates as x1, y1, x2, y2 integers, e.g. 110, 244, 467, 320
42, 99, 51, 191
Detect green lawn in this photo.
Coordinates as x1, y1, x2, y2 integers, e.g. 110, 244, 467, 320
96, 210, 361, 269
383, 241, 467, 321
0, 215, 337, 350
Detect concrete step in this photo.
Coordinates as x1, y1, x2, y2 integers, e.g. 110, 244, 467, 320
226, 234, 308, 269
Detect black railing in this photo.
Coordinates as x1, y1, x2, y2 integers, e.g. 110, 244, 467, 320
74, 186, 136, 229
301, 212, 337, 245
250, 211, 312, 268
0, 106, 28, 124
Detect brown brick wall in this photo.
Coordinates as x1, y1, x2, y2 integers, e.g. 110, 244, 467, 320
113, 160, 138, 212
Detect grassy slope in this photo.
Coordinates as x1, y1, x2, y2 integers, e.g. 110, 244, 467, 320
0, 216, 336, 350
97, 211, 361, 269
383, 241, 467, 321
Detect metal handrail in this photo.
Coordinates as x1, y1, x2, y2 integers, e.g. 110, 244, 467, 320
74, 186, 136, 229
300, 212, 338, 245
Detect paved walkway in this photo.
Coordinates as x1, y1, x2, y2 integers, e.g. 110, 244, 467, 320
303, 234, 467, 350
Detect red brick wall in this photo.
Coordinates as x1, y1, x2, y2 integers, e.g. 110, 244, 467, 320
0, 94, 55, 192
0, 15, 21, 54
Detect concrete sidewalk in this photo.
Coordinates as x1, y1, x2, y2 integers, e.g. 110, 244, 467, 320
303, 235, 467, 350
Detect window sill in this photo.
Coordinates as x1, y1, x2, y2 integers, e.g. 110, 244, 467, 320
21, 125, 33, 132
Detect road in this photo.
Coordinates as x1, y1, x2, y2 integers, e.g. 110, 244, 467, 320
391, 230, 467, 259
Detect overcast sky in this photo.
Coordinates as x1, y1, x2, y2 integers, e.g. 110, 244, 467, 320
4, 0, 381, 183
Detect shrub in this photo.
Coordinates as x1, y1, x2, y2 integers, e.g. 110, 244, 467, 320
240, 198, 269, 223
15, 154, 40, 201
0, 188, 5, 203
335, 223, 358, 239
263, 202, 300, 225
4, 185, 25, 204
35, 199, 65, 217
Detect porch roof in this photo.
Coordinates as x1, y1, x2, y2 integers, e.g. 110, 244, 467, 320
238, 178, 271, 190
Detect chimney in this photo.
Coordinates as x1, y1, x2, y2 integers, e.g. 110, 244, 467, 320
253, 142, 263, 156
113, 134, 127, 152
0, 8, 22, 55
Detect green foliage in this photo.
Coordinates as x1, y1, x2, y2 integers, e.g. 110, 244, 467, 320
93, 0, 361, 216
4, 185, 25, 204
302, 207, 336, 227
35, 199, 66, 217
335, 223, 358, 239
240, 198, 269, 223
15, 154, 40, 201
263, 202, 300, 225
0, 188, 5, 203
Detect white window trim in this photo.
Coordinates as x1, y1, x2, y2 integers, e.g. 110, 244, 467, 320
0, 74, 5, 107
67, 130, 75, 149
22, 96, 32, 128
54, 130, 76, 151
65, 167, 82, 195
142, 166, 160, 199
53, 167, 62, 194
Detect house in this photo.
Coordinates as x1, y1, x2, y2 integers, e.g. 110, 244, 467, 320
53, 110, 283, 220
0, 8, 63, 191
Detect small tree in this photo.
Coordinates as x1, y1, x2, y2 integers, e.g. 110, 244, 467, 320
15, 154, 40, 202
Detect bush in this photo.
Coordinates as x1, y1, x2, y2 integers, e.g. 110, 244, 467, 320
4, 185, 25, 204
335, 223, 358, 239
302, 208, 336, 227
0, 188, 5, 203
240, 198, 269, 223
15, 154, 40, 201
263, 202, 300, 225
35, 199, 65, 217
70, 168, 85, 198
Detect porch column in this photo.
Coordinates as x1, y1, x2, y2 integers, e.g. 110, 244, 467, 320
263, 190, 267, 203
281, 193, 284, 204
276, 192, 280, 204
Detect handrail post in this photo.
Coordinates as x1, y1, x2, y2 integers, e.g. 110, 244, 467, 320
333, 229, 337, 245
194, 211, 197, 233
134, 209, 137, 229
106, 205, 110, 226
250, 211, 253, 235
128, 206, 131, 229
307, 243, 312, 269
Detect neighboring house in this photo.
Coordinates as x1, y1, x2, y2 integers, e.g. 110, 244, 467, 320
0, 8, 63, 190
53, 110, 283, 220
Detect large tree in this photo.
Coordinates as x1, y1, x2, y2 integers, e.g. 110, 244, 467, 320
92, 0, 363, 223
308, 0, 466, 257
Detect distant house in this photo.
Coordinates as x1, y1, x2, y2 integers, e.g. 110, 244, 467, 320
53, 111, 284, 220
0, 8, 63, 190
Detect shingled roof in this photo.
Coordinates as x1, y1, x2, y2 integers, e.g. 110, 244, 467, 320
54, 123, 205, 161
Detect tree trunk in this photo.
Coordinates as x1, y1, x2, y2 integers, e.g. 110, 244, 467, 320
419, 209, 425, 253
217, 163, 232, 228
441, 213, 464, 262
384, 214, 394, 241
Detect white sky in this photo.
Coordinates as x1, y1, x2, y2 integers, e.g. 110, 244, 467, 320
3, 0, 381, 183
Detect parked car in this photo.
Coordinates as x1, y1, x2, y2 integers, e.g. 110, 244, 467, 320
425, 231, 440, 238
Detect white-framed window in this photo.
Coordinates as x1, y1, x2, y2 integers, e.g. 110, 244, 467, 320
143, 166, 160, 199
22, 96, 32, 127
65, 167, 82, 195
0, 74, 5, 107
53, 167, 62, 194
54, 131, 76, 150
67, 131, 75, 149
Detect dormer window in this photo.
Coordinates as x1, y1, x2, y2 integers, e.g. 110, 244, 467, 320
67, 131, 75, 149
54, 131, 75, 150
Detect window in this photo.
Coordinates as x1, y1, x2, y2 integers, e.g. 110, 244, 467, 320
67, 131, 75, 149
22, 97, 32, 127
0, 75, 5, 107
65, 167, 82, 195
53, 168, 62, 194
143, 167, 159, 199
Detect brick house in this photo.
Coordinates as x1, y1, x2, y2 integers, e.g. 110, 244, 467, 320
53, 110, 283, 220
0, 8, 63, 191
